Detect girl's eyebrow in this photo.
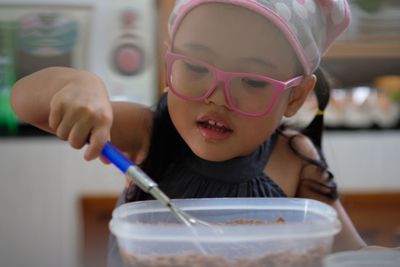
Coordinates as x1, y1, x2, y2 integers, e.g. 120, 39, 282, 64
178, 43, 217, 56
239, 57, 277, 71
178, 42, 277, 70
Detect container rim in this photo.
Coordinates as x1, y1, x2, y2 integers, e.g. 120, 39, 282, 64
110, 197, 342, 242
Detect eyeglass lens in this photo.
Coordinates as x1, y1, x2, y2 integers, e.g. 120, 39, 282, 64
170, 58, 276, 114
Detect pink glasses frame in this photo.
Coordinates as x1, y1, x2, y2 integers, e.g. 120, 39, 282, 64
165, 50, 304, 118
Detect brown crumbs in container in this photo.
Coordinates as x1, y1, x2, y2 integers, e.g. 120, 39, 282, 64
225, 217, 285, 225
120, 217, 330, 267
121, 246, 328, 267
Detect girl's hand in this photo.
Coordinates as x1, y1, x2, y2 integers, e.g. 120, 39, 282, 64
11, 67, 152, 164
48, 73, 113, 161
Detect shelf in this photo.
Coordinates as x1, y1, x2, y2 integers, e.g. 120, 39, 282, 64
325, 37, 400, 59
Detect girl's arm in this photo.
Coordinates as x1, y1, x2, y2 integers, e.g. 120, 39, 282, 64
332, 200, 367, 251
291, 135, 367, 251
267, 131, 366, 251
10, 67, 153, 162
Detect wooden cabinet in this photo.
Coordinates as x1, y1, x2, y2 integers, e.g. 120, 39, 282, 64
81, 196, 118, 267
340, 192, 400, 247
80, 193, 400, 267
157, 0, 175, 94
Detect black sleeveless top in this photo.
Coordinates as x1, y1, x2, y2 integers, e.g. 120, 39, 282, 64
107, 134, 287, 267
150, 136, 286, 198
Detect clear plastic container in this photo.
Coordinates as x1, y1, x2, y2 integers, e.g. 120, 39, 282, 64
323, 250, 400, 267
110, 198, 341, 267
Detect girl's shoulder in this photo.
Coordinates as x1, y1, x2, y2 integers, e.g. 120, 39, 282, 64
265, 128, 321, 197
277, 128, 321, 161
267, 128, 338, 202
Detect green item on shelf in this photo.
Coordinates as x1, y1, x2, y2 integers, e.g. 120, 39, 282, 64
354, 0, 383, 13
0, 21, 16, 89
386, 91, 400, 103
0, 21, 18, 134
0, 92, 18, 134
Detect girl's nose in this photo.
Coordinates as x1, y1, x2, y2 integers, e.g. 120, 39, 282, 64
205, 81, 231, 110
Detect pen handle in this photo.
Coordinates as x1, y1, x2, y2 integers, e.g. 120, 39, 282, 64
100, 141, 159, 195
100, 141, 192, 226
101, 141, 134, 173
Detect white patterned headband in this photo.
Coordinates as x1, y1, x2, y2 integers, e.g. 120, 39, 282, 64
168, 0, 351, 75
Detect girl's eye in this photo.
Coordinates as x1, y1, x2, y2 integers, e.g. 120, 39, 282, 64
184, 61, 209, 74
241, 78, 268, 88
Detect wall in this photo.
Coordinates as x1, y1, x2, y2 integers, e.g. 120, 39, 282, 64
0, 137, 124, 267
0, 132, 400, 267
324, 131, 400, 192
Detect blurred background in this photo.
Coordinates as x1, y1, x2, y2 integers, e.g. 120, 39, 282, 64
0, 1, 399, 267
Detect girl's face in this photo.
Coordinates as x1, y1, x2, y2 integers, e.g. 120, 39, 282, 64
168, 3, 312, 161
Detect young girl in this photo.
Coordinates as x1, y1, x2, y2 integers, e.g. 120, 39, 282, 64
11, 0, 367, 265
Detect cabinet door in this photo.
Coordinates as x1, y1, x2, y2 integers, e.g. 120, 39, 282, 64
81, 196, 118, 267
341, 193, 400, 247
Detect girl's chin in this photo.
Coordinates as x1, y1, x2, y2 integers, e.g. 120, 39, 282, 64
190, 146, 234, 162
189, 140, 258, 162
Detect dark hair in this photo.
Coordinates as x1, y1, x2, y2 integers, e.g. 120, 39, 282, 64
278, 67, 337, 199
303, 68, 330, 151
140, 93, 184, 178
282, 67, 330, 164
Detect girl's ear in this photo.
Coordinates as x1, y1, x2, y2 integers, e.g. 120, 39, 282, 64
284, 75, 316, 117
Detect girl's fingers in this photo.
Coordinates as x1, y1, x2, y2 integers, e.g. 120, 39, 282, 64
68, 119, 93, 149
48, 103, 63, 133
53, 110, 79, 141
84, 128, 110, 161
134, 149, 148, 165
48, 85, 113, 160
99, 155, 111, 165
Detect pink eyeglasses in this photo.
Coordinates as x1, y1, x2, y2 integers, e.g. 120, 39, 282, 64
165, 50, 304, 117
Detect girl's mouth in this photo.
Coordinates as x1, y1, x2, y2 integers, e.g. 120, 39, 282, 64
197, 118, 233, 140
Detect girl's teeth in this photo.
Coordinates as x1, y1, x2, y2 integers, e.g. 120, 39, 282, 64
206, 120, 225, 128
200, 119, 230, 132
